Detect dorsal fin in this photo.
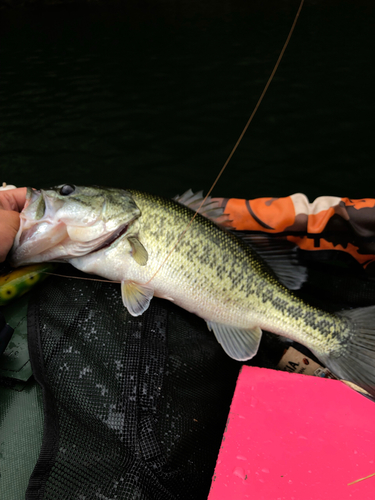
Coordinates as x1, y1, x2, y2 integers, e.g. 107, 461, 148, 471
173, 189, 233, 229
234, 232, 308, 290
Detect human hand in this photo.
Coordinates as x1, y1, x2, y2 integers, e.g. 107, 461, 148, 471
0, 187, 27, 262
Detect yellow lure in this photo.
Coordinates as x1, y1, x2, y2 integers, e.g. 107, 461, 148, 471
0, 263, 57, 306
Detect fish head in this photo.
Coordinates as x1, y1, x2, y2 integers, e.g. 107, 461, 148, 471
10, 184, 141, 266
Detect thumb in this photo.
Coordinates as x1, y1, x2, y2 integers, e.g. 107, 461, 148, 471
0, 210, 20, 262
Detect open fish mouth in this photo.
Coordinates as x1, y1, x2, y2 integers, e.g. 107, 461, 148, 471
89, 223, 129, 254
10, 186, 138, 266
11, 219, 130, 266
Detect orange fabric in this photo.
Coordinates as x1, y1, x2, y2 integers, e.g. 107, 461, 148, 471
342, 198, 375, 209
215, 194, 375, 273
307, 207, 336, 234
224, 199, 251, 231
225, 197, 295, 232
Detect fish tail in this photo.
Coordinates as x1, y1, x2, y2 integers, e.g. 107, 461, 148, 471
314, 306, 375, 399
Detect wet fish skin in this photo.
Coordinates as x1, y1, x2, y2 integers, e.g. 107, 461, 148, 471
11, 185, 142, 265
10, 185, 375, 397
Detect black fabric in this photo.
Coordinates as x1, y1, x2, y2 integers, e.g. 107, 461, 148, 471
26, 270, 240, 500
0, 311, 13, 355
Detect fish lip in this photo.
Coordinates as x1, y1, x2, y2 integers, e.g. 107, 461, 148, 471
25, 186, 38, 206
88, 223, 129, 254
20, 188, 48, 223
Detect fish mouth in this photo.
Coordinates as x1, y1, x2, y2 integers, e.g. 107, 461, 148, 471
11, 188, 130, 265
89, 223, 129, 254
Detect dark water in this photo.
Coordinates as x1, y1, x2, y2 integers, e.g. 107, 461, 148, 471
1, 0, 375, 200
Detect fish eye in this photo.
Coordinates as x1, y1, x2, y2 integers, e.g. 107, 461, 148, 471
59, 184, 75, 196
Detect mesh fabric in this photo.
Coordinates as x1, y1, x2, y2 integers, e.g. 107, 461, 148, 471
26, 270, 240, 500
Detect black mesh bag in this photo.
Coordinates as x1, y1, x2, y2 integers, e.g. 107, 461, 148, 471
25, 269, 240, 500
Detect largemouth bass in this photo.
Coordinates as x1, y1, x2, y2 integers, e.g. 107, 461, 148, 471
10, 184, 375, 397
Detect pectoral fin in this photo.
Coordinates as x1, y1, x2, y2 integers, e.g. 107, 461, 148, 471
207, 321, 262, 361
128, 236, 148, 266
121, 281, 154, 316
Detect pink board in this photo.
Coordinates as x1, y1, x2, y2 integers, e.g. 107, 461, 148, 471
209, 366, 375, 500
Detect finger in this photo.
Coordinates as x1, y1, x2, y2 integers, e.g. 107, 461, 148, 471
0, 210, 20, 262
0, 187, 27, 212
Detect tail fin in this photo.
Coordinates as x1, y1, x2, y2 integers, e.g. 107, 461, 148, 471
314, 306, 375, 400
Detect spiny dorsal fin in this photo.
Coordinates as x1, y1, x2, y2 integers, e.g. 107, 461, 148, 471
128, 236, 148, 266
121, 280, 154, 316
173, 189, 233, 229
207, 320, 262, 361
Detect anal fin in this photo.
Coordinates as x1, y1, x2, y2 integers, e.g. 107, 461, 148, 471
207, 321, 262, 361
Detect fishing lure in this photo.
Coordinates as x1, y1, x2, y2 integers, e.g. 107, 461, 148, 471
0, 263, 58, 306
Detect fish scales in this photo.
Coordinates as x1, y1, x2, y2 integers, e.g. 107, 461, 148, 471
127, 190, 344, 354
10, 185, 375, 398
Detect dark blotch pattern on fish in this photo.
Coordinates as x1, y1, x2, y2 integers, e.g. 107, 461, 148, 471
129, 190, 346, 354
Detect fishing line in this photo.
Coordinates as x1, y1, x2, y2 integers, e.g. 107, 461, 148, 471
43, 272, 120, 284
40, 0, 305, 287
144, 0, 305, 286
